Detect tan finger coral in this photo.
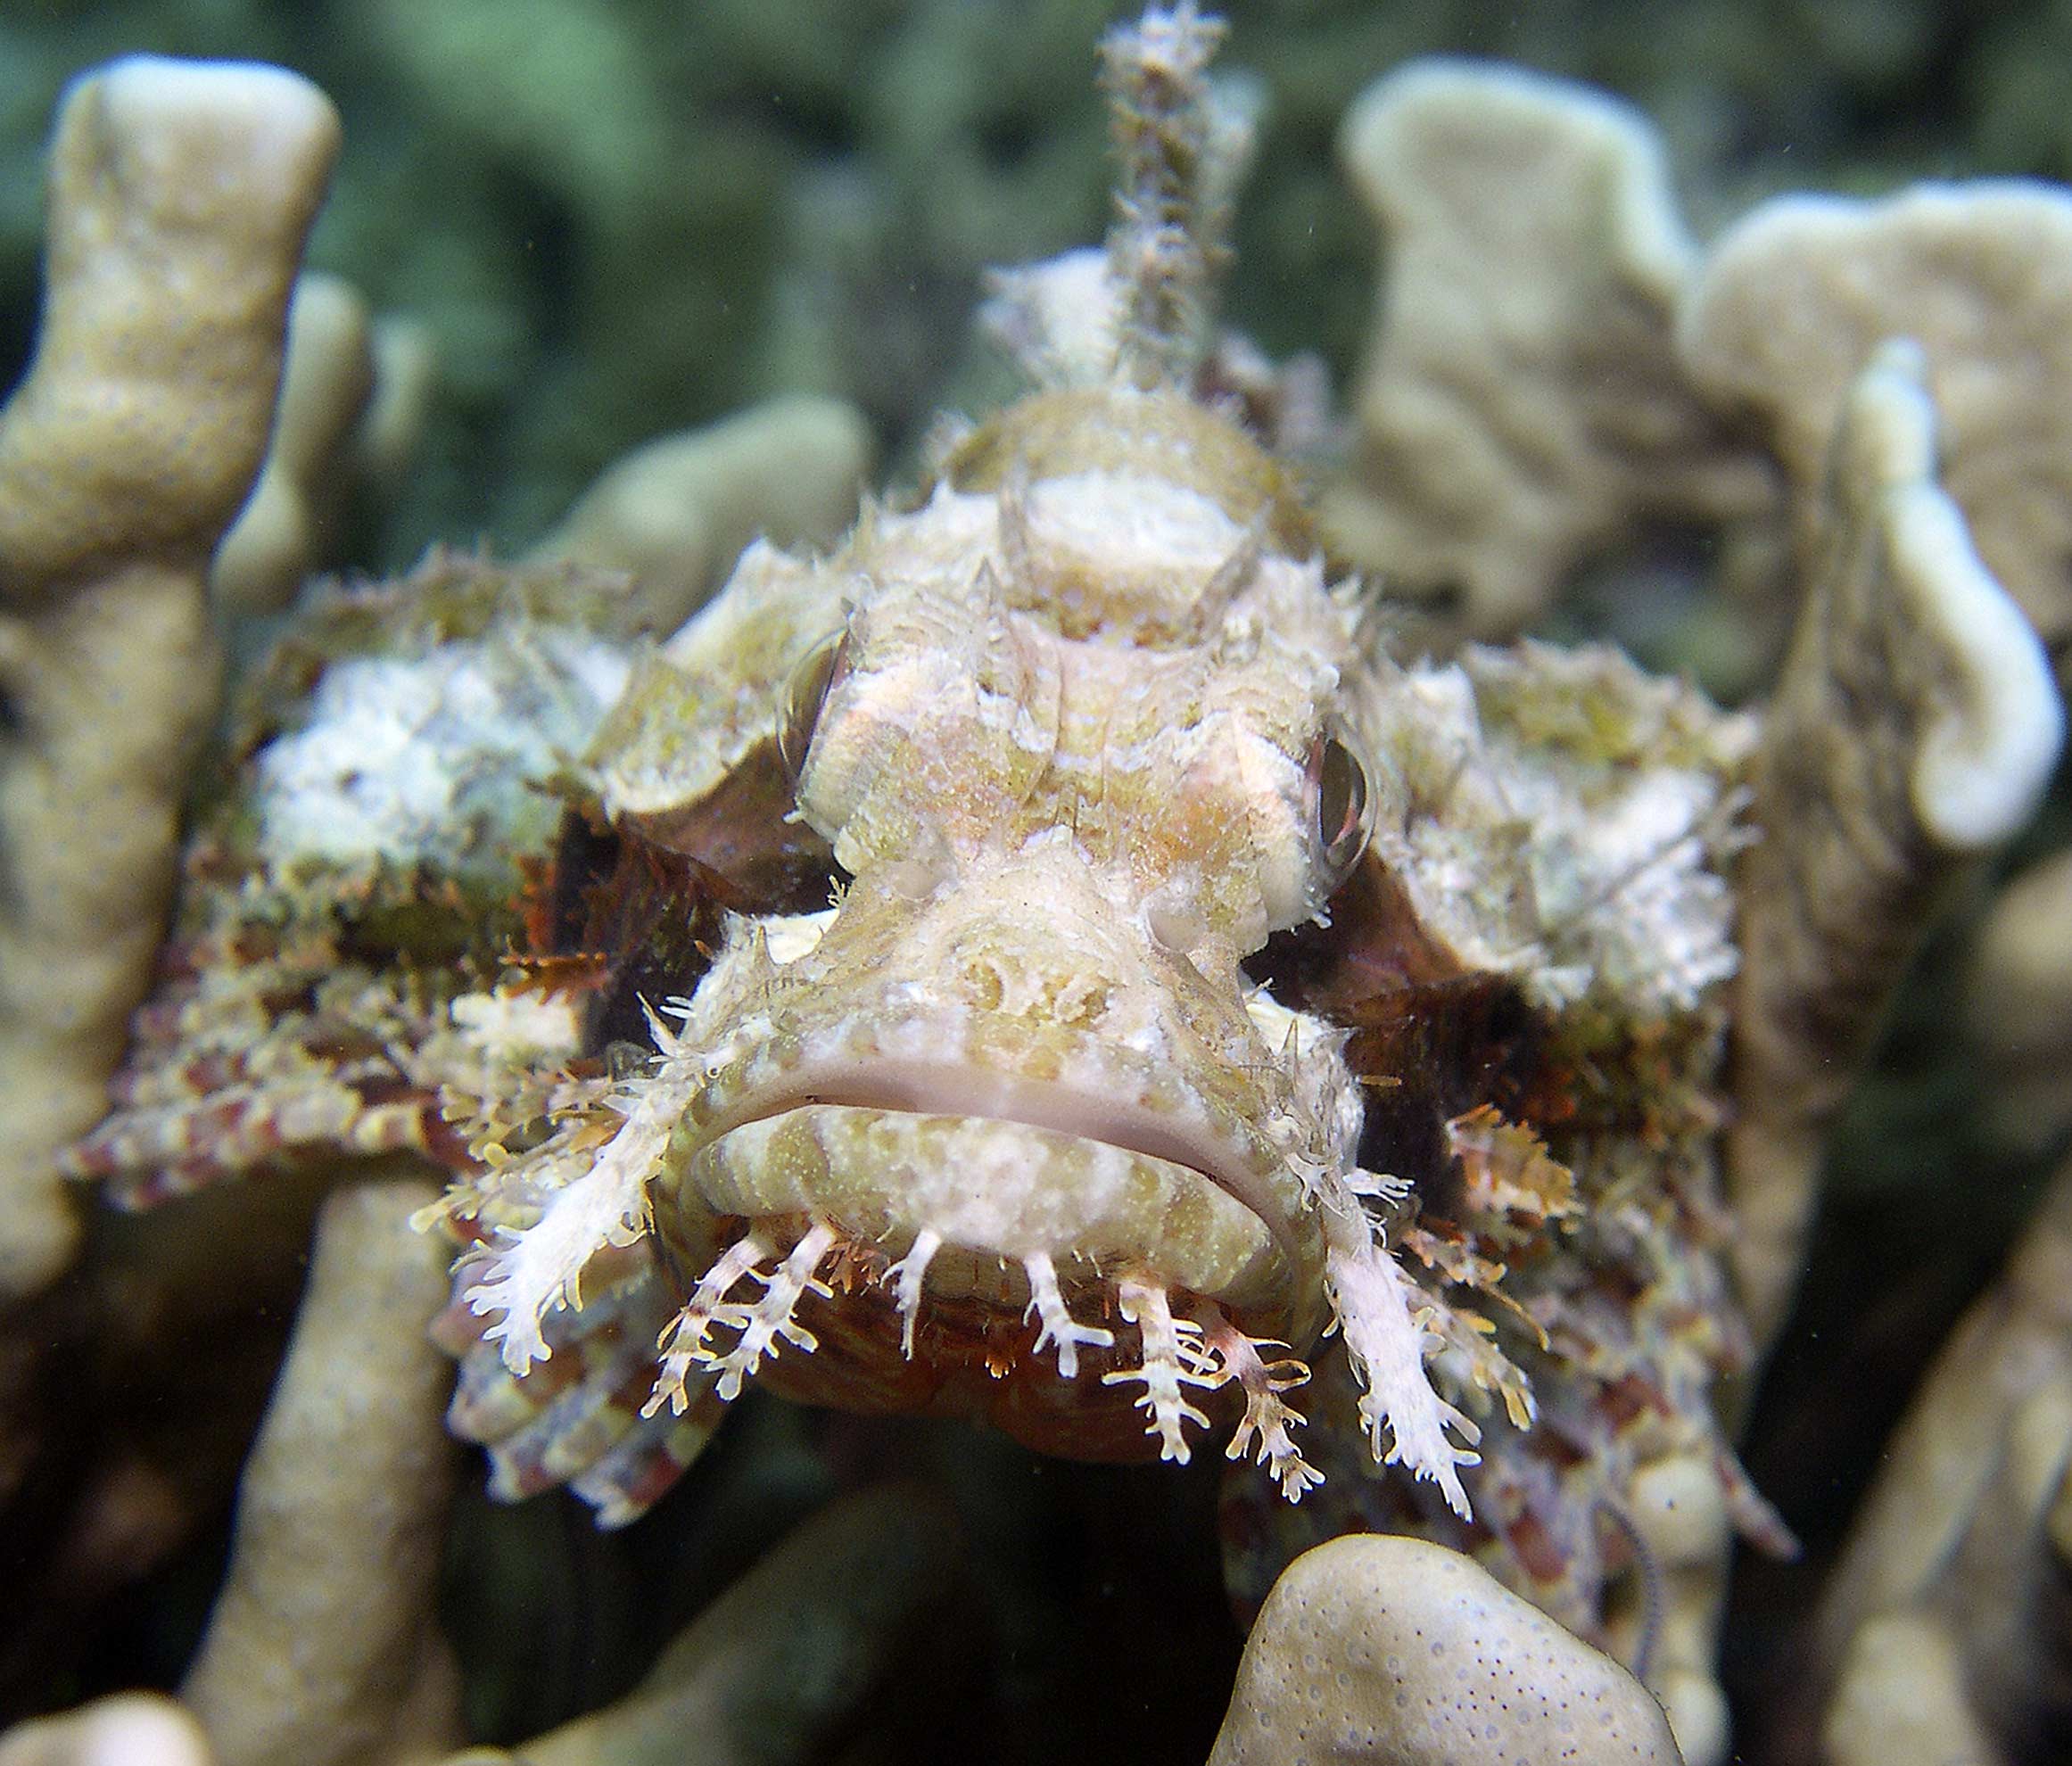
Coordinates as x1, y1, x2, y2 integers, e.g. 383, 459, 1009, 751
1319, 59, 1773, 639
210, 273, 382, 617
211, 272, 438, 617
1727, 340, 2061, 1345
0, 1696, 212, 1766
1814, 1160, 2072, 1765
208, 271, 374, 615
1680, 181, 2072, 663
1967, 846, 2072, 1155
2, 1480, 967, 1766
452, 1483, 965, 1766
0, 56, 338, 1296
180, 1177, 463, 1766
528, 393, 872, 634
1207, 1533, 1683, 1765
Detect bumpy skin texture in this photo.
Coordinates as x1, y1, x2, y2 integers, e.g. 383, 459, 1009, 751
417, 359, 1779, 1593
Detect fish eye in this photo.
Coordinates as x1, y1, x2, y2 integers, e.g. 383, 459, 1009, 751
777, 631, 850, 788
1309, 722, 1374, 895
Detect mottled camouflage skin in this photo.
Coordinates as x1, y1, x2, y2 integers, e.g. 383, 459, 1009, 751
71, 6, 1786, 1671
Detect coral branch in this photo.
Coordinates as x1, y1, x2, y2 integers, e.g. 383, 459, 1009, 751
1728, 341, 2062, 1343
0, 57, 338, 1295
1813, 1158, 2072, 1757
208, 272, 376, 616
1208, 1535, 1683, 1764
530, 394, 871, 634
1322, 59, 1773, 639
459, 1485, 966, 1766
180, 1178, 462, 1766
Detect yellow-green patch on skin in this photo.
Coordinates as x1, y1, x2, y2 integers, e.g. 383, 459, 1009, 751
590, 539, 846, 817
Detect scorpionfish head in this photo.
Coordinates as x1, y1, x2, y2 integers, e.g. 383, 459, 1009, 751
640, 386, 1378, 1462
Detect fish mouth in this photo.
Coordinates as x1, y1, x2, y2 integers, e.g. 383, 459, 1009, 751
640, 1011, 1334, 1468
668, 1011, 1314, 1305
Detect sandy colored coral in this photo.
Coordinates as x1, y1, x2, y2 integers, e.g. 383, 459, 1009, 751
1318, 58, 1773, 639
0, 1164, 343, 1707
1813, 1160, 2072, 1764
1621, 1455, 1736, 1766
210, 271, 418, 617
1208, 1533, 1683, 1765
1725, 340, 2060, 1346
181, 1177, 464, 1766
1680, 180, 2072, 662
451, 1483, 965, 1766
356, 317, 439, 495
1967, 846, 2072, 1154
0, 55, 338, 1298
1820, 1613, 2004, 1766
209, 271, 372, 614
0, 1696, 211, 1766
4, 1481, 968, 1766
529, 392, 872, 633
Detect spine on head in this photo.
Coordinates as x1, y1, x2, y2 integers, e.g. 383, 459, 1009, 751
1101, 4, 1252, 392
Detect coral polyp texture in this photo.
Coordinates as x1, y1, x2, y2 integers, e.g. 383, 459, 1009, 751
12, 5, 2072, 1766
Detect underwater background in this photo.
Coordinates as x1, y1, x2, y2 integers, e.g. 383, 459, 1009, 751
4, 3, 2070, 1762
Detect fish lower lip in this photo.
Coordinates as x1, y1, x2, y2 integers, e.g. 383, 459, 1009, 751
674, 1004, 1317, 1279
685, 1051, 1298, 1248
681, 1102, 1288, 1308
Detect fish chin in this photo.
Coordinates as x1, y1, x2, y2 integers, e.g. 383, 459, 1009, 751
650, 1102, 1308, 1461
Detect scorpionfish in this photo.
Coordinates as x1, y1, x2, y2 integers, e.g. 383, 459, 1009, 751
70, 3, 1787, 1650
